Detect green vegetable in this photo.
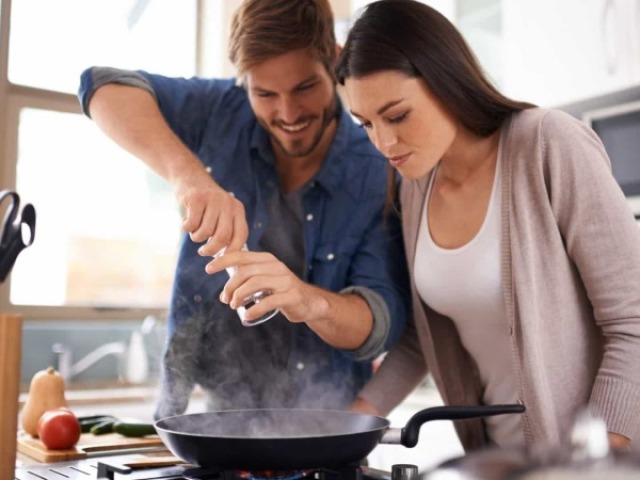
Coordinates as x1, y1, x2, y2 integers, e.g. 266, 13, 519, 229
77, 414, 114, 422
89, 418, 116, 435
79, 415, 117, 433
112, 420, 156, 437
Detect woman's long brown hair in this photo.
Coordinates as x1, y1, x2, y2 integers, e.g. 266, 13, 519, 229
336, 0, 535, 211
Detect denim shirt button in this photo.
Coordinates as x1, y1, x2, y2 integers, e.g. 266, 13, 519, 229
254, 221, 262, 229
205, 166, 212, 173
194, 294, 203, 302
306, 213, 314, 221
296, 362, 305, 370
326, 253, 335, 261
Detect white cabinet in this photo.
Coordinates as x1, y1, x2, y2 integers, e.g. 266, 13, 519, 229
346, 0, 640, 107
630, 0, 640, 82
458, 0, 640, 107
500, 0, 640, 106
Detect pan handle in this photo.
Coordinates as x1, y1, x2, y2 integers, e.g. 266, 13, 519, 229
398, 404, 525, 447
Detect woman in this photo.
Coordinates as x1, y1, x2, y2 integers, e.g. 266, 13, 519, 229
336, 0, 640, 451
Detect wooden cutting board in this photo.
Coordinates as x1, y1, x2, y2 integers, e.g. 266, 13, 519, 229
17, 430, 166, 463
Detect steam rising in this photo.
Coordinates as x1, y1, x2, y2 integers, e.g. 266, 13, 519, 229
154, 293, 362, 421
157, 409, 385, 438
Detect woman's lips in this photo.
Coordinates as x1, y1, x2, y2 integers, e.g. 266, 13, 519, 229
387, 153, 411, 168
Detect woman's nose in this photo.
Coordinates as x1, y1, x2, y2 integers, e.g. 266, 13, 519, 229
372, 126, 397, 153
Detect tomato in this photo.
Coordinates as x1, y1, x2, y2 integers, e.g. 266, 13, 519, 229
37, 409, 81, 450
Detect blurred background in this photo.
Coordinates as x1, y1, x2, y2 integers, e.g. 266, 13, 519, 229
3, 0, 639, 471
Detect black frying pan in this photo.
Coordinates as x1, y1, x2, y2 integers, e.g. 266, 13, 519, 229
155, 404, 525, 470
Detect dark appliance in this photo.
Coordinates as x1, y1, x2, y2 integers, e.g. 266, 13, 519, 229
583, 99, 640, 219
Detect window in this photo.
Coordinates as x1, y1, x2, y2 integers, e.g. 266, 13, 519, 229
0, 0, 205, 319
12, 107, 181, 309
9, 0, 198, 94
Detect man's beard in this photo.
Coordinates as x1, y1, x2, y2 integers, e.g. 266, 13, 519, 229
265, 96, 339, 158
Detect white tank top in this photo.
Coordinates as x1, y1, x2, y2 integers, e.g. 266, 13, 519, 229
414, 154, 525, 448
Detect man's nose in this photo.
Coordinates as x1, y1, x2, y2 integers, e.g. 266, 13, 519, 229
278, 96, 302, 123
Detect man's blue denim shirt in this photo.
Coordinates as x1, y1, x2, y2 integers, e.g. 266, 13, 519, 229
79, 70, 410, 412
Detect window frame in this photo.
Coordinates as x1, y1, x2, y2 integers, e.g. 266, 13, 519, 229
0, 0, 227, 320
0, 84, 169, 320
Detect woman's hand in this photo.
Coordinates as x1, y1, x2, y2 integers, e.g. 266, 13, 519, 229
608, 431, 631, 450
349, 397, 382, 416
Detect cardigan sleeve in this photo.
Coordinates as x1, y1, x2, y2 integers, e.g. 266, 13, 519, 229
358, 314, 428, 415
356, 179, 430, 415
541, 110, 640, 440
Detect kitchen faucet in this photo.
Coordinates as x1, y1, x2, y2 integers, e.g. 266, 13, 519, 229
52, 341, 127, 383
51, 317, 155, 385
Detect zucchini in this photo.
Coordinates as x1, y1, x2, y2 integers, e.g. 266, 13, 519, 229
113, 420, 156, 437
79, 415, 116, 433
90, 418, 116, 435
77, 414, 113, 422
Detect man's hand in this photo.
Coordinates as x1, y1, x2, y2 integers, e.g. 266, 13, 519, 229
173, 167, 248, 254
206, 250, 320, 323
205, 249, 373, 349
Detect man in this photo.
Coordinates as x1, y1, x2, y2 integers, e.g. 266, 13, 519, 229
78, 0, 409, 419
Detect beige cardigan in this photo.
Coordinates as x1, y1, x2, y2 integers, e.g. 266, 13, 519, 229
360, 108, 640, 450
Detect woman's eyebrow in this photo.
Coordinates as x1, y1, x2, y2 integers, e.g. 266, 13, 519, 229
351, 99, 404, 118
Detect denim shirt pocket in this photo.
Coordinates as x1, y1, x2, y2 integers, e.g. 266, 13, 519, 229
310, 236, 361, 291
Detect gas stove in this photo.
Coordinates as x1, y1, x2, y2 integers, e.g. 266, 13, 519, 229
15, 455, 416, 480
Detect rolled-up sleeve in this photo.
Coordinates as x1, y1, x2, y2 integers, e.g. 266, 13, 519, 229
340, 286, 390, 362
78, 66, 156, 117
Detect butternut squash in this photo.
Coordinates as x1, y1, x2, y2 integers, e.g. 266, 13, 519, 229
20, 366, 68, 437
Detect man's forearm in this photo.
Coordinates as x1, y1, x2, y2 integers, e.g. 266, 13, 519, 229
88, 83, 203, 183
303, 286, 373, 350
88, 83, 248, 245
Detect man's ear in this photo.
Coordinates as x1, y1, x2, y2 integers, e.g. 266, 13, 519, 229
335, 44, 343, 57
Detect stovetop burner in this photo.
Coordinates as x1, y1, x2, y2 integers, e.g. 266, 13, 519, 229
235, 469, 314, 480
95, 459, 374, 480
15, 455, 397, 480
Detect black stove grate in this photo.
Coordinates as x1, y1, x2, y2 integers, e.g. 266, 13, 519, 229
95, 460, 367, 480
16, 458, 391, 480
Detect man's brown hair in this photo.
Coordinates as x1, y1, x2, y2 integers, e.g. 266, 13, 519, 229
229, 0, 337, 78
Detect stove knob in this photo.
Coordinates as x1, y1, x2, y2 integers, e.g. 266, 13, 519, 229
391, 464, 418, 480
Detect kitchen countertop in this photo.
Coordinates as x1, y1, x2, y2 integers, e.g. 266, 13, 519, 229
15, 386, 464, 472
15, 387, 189, 467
